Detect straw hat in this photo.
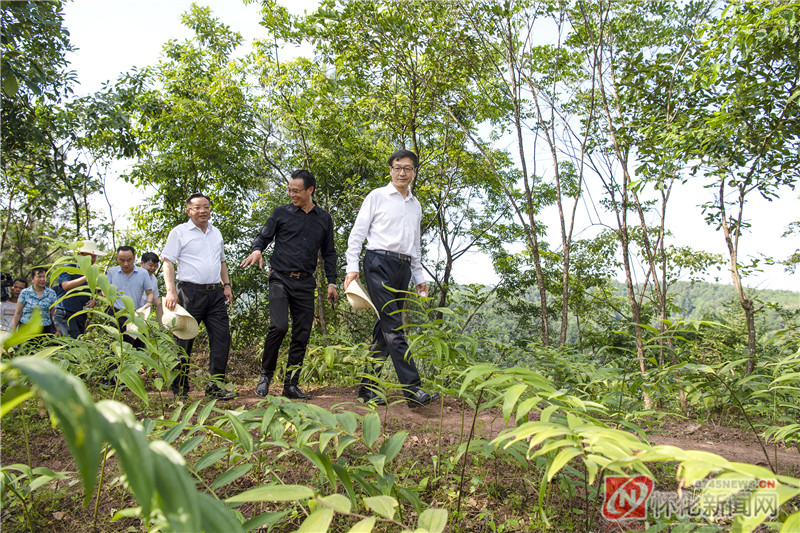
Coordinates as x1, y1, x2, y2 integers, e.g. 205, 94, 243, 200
75, 240, 107, 256
345, 279, 379, 318
160, 303, 199, 340
126, 305, 152, 333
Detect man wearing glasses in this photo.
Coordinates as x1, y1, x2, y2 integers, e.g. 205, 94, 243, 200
345, 149, 440, 408
241, 169, 338, 400
162, 193, 236, 400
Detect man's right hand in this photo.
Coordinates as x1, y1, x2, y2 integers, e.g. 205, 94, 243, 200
164, 290, 178, 311
344, 272, 359, 290
240, 250, 264, 269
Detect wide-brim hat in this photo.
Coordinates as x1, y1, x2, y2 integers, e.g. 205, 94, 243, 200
160, 303, 199, 340
126, 305, 152, 334
75, 239, 107, 256
345, 279, 379, 318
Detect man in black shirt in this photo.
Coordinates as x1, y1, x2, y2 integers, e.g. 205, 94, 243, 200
241, 169, 338, 400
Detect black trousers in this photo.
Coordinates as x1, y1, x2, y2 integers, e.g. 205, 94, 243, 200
171, 283, 231, 394
261, 271, 316, 387
359, 250, 422, 396
53, 308, 88, 339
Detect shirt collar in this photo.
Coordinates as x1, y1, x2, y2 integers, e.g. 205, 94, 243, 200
382, 182, 415, 200
184, 219, 215, 232
287, 202, 319, 214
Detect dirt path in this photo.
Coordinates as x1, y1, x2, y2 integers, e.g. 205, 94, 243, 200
205, 383, 800, 476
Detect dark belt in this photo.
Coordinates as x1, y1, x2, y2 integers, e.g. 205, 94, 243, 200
369, 249, 412, 262
178, 281, 221, 291
276, 270, 310, 279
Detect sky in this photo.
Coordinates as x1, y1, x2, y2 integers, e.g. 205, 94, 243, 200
61, 1, 798, 292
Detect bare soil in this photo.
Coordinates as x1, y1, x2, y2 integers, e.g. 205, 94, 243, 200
2, 351, 798, 532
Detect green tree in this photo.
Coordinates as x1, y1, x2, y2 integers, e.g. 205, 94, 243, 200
675, 0, 800, 372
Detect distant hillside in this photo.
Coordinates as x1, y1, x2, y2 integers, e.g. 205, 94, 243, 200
450, 280, 798, 344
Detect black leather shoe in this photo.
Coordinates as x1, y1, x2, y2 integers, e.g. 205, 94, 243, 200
205, 384, 237, 401
407, 389, 440, 408
357, 389, 386, 406
255, 372, 270, 397
283, 384, 311, 400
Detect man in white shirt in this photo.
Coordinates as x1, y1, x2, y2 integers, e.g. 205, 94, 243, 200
162, 193, 236, 401
345, 149, 440, 408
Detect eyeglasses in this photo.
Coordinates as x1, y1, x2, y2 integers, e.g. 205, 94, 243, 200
288, 187, 308, 195
188, 206, 211, 212
390, 166, 416, 174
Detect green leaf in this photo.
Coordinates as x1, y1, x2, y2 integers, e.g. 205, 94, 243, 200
320, 493, 351, 514
8, 357, 103, 503
196, 399, 216, 425
0, 384, 34, 418
211, 463, 252, 490
178, 434, 205, 456
366, 454, 386, 477
502, 384, 526, 422
194, 448, 227, 472
546, 447, 583, 481
362, 412, 381, 448
297, 507, 334, 532
379, 430, 408, 463
226, 483, 314, 503
418, 508, 448, 532
117, 368, 149, 405
337, 411, 358, 434
96, 401, 155, 518
780, 511, 800, 532
346, 516, 376, 533
363, 495, 398, 519
3, 73, 19, 97
225, 411, 254, 454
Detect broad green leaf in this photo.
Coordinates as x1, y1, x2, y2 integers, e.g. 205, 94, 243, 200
320, 493, 351, 514
226, 483, 314, 503
149, 440, 201, 532
0, 385, 34, 418
780, 511, 800, 532
346, 516, 376, 533
337, 411, 358, 434
366, 454, 386, 477
418, 508, 447, 532
196, 399, 216, 425
363, 495, 398, 519
196, 491, 244, 533
8, 357, 103, 502
379, 430, 408, 463
178, 434, 205, 456
297, 507, 334, 532
117, 368, 149, 405
225, 411, 254, 454
502, 384, 526, 422
546, 447, 583, 481
211, 463, 252, 490
362, 412, 380, 448
194, 448, 228, 472
96, 400, 155, 518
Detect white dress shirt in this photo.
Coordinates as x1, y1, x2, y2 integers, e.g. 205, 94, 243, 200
161, 220, 226, 284
346, 182, 424, 286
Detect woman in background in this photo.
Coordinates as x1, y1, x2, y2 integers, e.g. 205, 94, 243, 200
11, 268, 58, 334
1, 277, 27, 331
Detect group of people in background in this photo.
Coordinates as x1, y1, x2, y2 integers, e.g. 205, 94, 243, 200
2, 149, 439, 408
